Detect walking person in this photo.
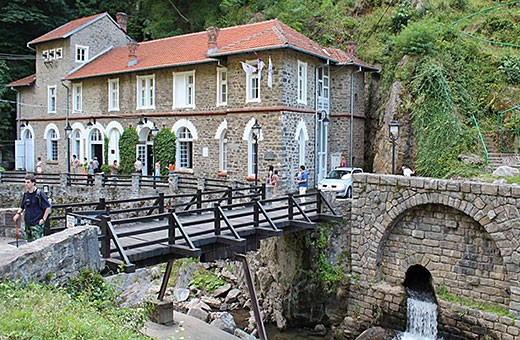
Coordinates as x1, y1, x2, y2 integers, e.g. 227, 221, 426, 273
154, 161, 161, 181
87, 160, 95, 186
92, 157, 100, 173
296, 165, 308, 209
12, 174, 51, 242
35, 157, 43, 174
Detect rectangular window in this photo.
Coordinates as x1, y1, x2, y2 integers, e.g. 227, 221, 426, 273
75, 45, 89, 63
55, 48, 63, 59
246, 61, 260, 103
42, 50, 49, 61
72, 83, 82, 113
173, 71, 196, 109
136, 75, 155, 109
48, 49, 55, 60
217, 68, 227, 106
297, 61, 308, 104
108, 79, 120, 111
48, 86, 56, 113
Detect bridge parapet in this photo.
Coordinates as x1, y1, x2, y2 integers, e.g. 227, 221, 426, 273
349, 173, 520, 336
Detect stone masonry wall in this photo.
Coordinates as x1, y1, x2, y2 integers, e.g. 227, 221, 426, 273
349, 173, 520, 339
0, 226, 101, 285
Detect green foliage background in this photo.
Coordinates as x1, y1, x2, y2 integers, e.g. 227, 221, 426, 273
119, 127, 138, 175
154, 128, 176, 171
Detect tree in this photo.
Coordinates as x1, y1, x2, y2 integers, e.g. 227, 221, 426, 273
118, 127, 139, 175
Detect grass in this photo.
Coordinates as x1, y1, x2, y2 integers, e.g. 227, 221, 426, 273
437, 284, 515, 319
0, 281, 149, 339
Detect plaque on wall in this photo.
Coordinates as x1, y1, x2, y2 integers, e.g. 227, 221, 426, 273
264, 151, 275, 160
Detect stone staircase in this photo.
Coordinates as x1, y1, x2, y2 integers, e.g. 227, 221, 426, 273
482, 133, 520, 172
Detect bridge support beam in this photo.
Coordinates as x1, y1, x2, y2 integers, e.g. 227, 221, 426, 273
236, 253, 267, 340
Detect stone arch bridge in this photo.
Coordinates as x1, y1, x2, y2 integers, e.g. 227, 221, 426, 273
349, 173, 520, 338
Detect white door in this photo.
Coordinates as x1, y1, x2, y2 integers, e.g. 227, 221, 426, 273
317, 120, 328, 182
15, 140, 25, 170
26, 139, 34, 171
136, 144, 147, 176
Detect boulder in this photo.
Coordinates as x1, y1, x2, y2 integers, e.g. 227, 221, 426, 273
174, 288, 190, 302
201, 296, 222, 309
213, 283, 232, 297
209, 312, 237, 334
187, 306, 209, 322
225, 288, 241, 303
356, 326, 395, 340
234, 328, 258, 340
493, 166, 519, 177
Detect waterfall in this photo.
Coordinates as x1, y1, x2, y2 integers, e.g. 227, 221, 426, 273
395, 292, 440, 340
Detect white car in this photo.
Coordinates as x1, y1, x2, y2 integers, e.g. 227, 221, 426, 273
318, 167, 364, 198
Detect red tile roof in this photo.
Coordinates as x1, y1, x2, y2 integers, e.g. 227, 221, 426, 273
7, 74, 36, 87
29, 12, 109, 46
67, 19, 376, 80
325, 48, 379, 71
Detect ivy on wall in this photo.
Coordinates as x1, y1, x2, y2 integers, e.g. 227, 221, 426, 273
154, 128, 176, 170
119, 127, 139, 175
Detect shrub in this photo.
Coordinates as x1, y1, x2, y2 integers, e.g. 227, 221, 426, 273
392, 21, 439, 56
154, 128, 176, 170
499, 55, 520, 85
119, 127, 139, 175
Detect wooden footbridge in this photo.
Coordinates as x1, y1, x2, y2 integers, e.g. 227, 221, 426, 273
51, 186, 341, 272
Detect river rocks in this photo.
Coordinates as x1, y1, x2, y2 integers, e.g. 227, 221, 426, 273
210, 312, 237, 334
493, 166, 520, 177
201, 296, 221, 309
225, 288, 241, 303
234, 328, 259, 340
187, 306, 209, 322
213, 283, 232, 297
175, 288, 190, 302
355, 326, 395, 340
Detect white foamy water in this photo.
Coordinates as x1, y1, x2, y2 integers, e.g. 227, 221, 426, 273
394, 297, 439, 340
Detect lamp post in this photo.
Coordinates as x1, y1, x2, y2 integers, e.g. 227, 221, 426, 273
389, 120, 400, 174
151, 123, 159, 183
65, 123, 72, 174
251, 119, 262, 187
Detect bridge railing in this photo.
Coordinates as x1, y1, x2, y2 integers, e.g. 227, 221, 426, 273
0, 171, 61, 185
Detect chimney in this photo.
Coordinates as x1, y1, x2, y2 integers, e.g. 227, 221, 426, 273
116, 12, 128, 33
346, 41, 357, 58
128, 40, 138, 67
206, 26, 219, 54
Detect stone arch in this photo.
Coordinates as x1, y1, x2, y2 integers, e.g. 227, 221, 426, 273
242, 118, 263, 141
294, 120, 309, 141
374, 195, 511, 310
172, 119, 198, 140
137, 120, 154, 142
43, 123, 61, 140
214, 119, 227, 139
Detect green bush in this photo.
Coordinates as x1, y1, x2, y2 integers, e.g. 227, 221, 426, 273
189, 273, 227, 294
119, 127, 139, 175
499, 55, 520, 85
154, 128, 176, 169
392, 21, 439, 56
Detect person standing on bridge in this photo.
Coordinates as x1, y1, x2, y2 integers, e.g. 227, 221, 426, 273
296, 165, 308, 208
13, 174, 51, 242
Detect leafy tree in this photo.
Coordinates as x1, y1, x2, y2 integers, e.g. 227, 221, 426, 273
118, 127, 138, 175
154, 128, 176, 170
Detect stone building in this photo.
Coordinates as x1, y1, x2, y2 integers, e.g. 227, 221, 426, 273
9, 12, 377, 191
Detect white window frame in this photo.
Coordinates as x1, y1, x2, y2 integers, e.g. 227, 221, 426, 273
246, 61, 260, 103
72, 83, 82, 113
177, 127, 193, 169
173, 71, 196, 109
55, 47, 63, 59
47, 129, 58, 161
42, 50, 49, 61
297, 61, 308, 104
219, 129, 228, 172
136, 75, 155, 110
75, 45, 89, 63
108, 79, 120, 111
48, 85, 57, 113
48, 49, 55, 60
217, 68, 228, 106
247, 131, 258, 176
298, 129, 306, 165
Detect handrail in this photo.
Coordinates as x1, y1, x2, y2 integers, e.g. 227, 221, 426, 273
496, 105, 520, 153
472, 114, 488, 164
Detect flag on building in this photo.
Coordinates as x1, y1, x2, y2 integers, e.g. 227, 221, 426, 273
267, 56, 273, 88
241, 62, 256, 76
257, 56, 266, 80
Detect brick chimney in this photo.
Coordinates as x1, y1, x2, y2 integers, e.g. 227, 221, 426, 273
128, 40, 138, 67
206, 26, 219, 54
116, 12, 128, 33
346, 41, 357, 57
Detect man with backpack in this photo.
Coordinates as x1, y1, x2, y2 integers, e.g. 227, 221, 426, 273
12, 174, 51, 242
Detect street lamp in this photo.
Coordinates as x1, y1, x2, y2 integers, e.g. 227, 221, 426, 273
151, 123, 159, 183
65, 123, 73, 174
389, 120, 400, 174
251, 119, 262, 187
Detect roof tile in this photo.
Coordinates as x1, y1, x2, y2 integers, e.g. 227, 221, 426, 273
7, 74, 36, 87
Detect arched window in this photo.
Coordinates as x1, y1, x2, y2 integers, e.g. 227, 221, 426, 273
108, 129, 121, 163
219, 129, 228, 172
89, 128, 103, 163
298, 129, 305, 166
47, 128, 58, 161
177, 127, 193, 169
247, 130, 257, 176
72, 130, 81, 159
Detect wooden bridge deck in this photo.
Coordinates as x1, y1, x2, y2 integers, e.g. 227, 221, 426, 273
64, 190, 341, 272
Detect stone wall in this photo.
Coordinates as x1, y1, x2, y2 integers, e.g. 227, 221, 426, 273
0, 226, 101, 285
349, 173, 520, 339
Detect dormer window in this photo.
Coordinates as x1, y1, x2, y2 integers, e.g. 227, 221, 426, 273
55, 48, 62, 59
75, 45, 89, 63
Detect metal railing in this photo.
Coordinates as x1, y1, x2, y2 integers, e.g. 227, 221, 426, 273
472, 114, 488, 164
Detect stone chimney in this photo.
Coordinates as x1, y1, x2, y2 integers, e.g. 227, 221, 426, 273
116, 12, 128, 33
206, 26, 219, 54
346, 41, 357, 57
128, 40, 138, 67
